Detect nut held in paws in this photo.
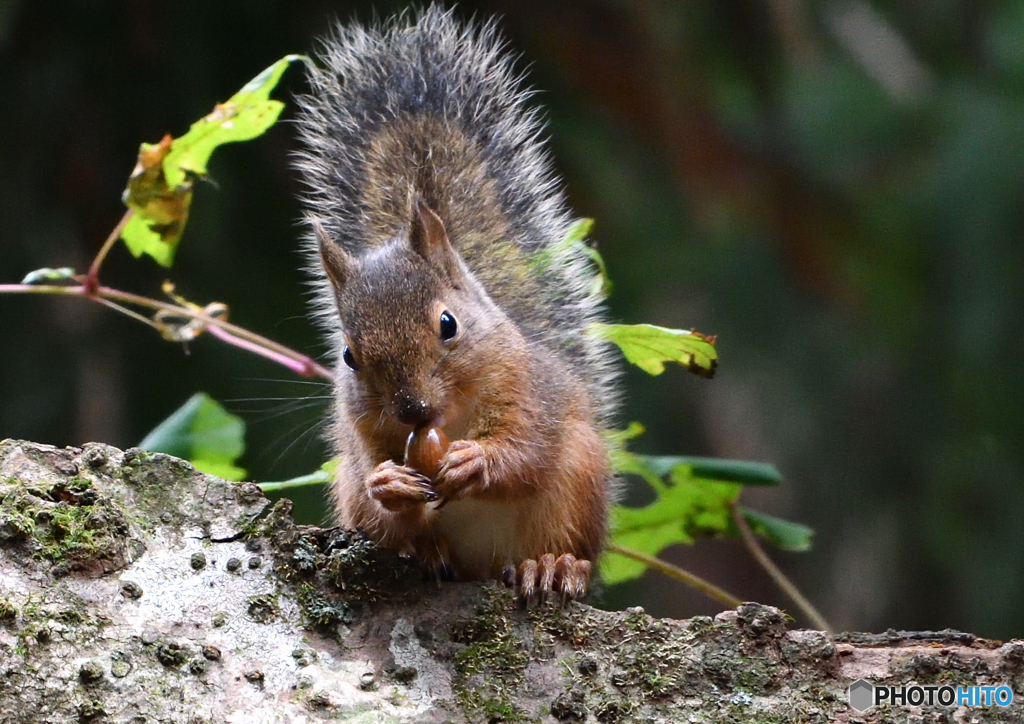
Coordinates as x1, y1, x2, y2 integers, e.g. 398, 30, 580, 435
404, 423, 449, 479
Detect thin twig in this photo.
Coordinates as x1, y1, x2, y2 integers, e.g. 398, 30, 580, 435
0, 282, 333, 381
730, 503, 832, 632
94, 296, 163, 330
100, 285, 332, 380
86, 209, 134, 293
605, 541, 743, 609
259, 473, 332, 493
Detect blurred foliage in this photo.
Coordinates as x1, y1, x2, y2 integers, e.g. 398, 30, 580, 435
2, 0, 1024, 639
139, 392, 247, 481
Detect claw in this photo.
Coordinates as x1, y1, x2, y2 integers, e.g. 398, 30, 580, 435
518, 558, 539, 605
434, 439, 488, 503
367, 461, 436, 512
413, 476, 439, 502
554, 553, 577, 603
513, 553, 592, 603
571, 560, 592, 600
538, 553, 557, 597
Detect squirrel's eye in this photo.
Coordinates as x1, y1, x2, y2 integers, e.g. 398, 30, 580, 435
439, 310, 458, 341
342, 346, 360, 371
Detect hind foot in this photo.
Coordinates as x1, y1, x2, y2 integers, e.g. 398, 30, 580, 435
503, 553, 592, 604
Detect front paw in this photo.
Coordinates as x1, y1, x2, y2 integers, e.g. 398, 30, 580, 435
367, 461, 437, 513
434, 440, 489, 502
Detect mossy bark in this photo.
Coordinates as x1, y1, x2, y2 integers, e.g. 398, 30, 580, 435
1, 440, 1021, 723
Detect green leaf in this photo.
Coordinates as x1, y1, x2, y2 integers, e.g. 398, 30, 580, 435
589, 322, 718, 378
606, 521, 696, 583
602, 440, 810, 584
119, 55, 303, 267
563, 218, 593, 244
260, 458, 337, 493
21, 267, 76, 285
602, 422, 650, 482
189, 459, 246, 481
120, 209, 180, 267
533, 218, 612, 297
139, 393, 247, 481
637, 455, 782, 485
163, 55, 304, 188
740, 508, 814, 552
602, 457, 741, 585
601, 421, 646, 450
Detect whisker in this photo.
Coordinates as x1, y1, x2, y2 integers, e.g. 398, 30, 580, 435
237, 377, 333, 387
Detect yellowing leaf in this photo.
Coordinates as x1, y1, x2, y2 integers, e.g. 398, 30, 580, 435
119, 55, 303, 267
163, 55, 304, 188
120, 135, 192, 266
589, 322, 718, 378
120, 207, 183, 267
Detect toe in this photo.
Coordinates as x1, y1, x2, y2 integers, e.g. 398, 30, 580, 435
538, 553, 557, 595
517, 558, 539, 603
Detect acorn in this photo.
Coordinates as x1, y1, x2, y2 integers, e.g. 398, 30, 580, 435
404, 422, 449, 480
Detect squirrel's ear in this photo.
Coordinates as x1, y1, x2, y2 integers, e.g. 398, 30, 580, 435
315, 221, 352, 290
410, 199, 460, 281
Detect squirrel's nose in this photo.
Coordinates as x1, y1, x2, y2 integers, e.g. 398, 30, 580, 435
394, 393, 434, 426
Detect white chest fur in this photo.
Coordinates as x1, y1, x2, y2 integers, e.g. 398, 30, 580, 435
434, 499, 520, 577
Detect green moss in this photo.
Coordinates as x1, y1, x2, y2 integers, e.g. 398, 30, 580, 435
7, 593, 107, 665
77, 699, 106, 722
450, 587, 530, 722
38, 501, 127, 567
118, 449, 202, 520
55, 607, 85, 625
592, 696, 634, 723
246, 594, 279, 623
0, 477, 130, 573
528, 600, 596, 647
0, 598, 18, 624
255, 502, 422, 639
295, 584, 353, 628
0, 502, 35, 541
459, 689, 528, 723
65, 476, 93, 493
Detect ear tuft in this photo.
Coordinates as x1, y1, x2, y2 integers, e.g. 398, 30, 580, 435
409, 198, 460, 280
315, 220, 352, 290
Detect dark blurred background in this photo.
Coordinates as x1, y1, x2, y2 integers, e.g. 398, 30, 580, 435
2, 0, 1022, 639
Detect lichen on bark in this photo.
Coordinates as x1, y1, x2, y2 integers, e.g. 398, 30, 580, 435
1, 439, 1023, 723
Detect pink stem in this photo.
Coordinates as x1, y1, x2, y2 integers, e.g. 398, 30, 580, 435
0, 282, 334, 381
205, 324, 330, 380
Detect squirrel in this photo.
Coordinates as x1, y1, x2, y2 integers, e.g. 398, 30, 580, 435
294, 7, 619, 600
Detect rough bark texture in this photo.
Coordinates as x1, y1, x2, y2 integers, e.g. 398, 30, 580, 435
1, 439, 1022, 723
